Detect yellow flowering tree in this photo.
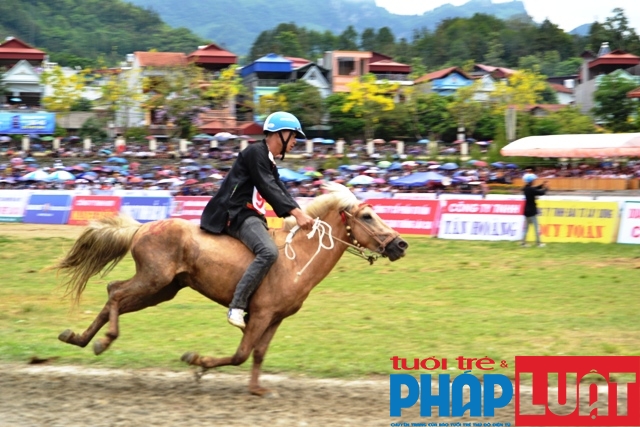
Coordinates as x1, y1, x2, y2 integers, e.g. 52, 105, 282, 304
41, 65, 87, 128
204, 65, 244, 110
342, 73, 398, 140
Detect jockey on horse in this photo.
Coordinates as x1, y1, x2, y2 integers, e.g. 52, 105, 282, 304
200, 111, 315, 330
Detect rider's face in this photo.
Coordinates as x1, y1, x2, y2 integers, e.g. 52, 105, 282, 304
281, 130, 296, 152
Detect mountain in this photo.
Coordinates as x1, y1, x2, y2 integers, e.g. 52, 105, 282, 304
124, 0, 530, 56
569, 23, 592, 37
0, 0, 207, 67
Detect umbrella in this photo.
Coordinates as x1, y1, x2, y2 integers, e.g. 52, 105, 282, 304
311, 138, 324, 143
417, 139, 430, 144
24, 157, 36, 163
157, 178, 183, 185
80, 172, 98, 180
99, 149, 112, 155
304, 171, 323, 177
388, 162, 402, 171
209, 173, 224, 180
323, 139, 335, 144
372, 139, 385, 144
440, 163, 459, 170
47, 170, 76, 181
181, 159, 196, 164
348, 175, 375, 186
40, 136, 54, 141
193, 133, 214, 140
107, 157, 128, 164
390, 171, 446, 187
476, 141, 490, 146
184, 179, 199, 185
491, 162, 505, 168
373, 177, 386, 184
473, 161, 488, 167
129, 177, 144, 183
10, 158, 23, 165
0, 136, 12, 142
10, 97, 21, 102
377, 161, 391, 169
20, 170, 49, 181
214, 132, 237, 141
506, 163, 519, 169
277, 168, 310, 182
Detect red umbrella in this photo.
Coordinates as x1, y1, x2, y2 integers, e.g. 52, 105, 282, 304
184, 179, 199, 185
129, 176, 143, 183
474, 161, 488, 167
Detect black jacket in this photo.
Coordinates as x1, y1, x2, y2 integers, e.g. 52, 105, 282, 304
523, 184, 546, 217
200, 140, 299, 234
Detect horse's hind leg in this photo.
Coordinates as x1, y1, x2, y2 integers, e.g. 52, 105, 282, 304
58, 280, 127, 348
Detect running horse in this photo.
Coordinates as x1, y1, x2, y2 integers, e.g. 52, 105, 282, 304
55, 182, 408, 395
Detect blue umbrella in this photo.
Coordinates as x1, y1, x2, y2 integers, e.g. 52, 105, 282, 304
100, 149, 112, 155
311, 138, 325, 143
20, 170, 49, 181
390, 172, 446, 187
348, 175, 375, 186
24, 157, 36, 163
80, 172, 98, 180
506, 163, 519, 169
47, 170, 76, 182
323, 139, 335, 144
440, 163, 459, 170
142, 173, 155, 179
491, 162, 504, 168
277, 168, 310, 182
417, 139, 430, 144
388, 162, 403, 171
107, 157, 128, 164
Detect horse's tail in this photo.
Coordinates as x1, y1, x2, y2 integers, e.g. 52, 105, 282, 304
55, 215, 142, 305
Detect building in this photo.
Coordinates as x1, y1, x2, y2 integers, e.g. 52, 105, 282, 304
575, 43, 640, 113
368, 52, 412, 86
188, 43, 237, 73
414, 67, 473, 96
0, 37, 46, 106
287, 57, 332, 98
322, 50, 372, 93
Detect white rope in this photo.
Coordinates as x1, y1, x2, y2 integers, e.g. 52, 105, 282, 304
284, 217, 335, 277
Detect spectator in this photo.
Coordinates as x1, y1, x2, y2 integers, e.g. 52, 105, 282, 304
521, 173, 547, 248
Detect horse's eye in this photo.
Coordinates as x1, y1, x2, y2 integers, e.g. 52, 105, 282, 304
361, 213, 372, 221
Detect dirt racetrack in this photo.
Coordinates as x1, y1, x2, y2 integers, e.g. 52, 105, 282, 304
0, 224, 622, 426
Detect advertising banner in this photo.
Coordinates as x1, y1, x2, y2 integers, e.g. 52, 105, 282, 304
0, 190, 29, 222
437, 199, 525, 241
170, 196, 211, 225
367, 198, 440, 236
67, 196, 121, 225
616, 201, 640, 244
0, 112, 56, 135
120, 196, 172, 223
533, 200, 619, 243
23, 194, 72, 224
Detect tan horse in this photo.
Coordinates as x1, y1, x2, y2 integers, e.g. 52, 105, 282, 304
55, 183, 408, 395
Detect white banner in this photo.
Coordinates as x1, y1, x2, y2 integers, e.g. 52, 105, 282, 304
437, 213, 525, 241
0, 190, 30, 222
617, 201, 640, 244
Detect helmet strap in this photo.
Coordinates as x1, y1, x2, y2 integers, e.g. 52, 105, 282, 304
278, 131, 293, 161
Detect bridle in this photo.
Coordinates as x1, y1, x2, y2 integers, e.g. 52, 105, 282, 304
338, 203, 399, 265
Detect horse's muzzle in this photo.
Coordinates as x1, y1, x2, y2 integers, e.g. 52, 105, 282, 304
383, 237, 408, 261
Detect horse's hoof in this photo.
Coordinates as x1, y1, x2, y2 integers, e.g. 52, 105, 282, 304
58, 329, 75, 343
250, 387, 277, 398
181, 352, 199, 365
93, 339, 108, 355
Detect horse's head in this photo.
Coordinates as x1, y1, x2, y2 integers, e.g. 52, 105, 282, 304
341, 202, 408, 262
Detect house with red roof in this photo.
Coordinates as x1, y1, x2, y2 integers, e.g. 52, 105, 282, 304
575, 42, 640, 113
188, 43, 237, 72
0, 37, 47, 106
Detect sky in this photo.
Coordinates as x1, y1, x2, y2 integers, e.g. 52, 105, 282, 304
373, 0, 640, 33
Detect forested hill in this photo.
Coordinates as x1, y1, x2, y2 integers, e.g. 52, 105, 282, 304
0, 0, 208, 67
125, 0, 530, 56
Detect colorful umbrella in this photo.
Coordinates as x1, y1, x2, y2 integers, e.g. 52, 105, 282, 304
47, 170, 76, 181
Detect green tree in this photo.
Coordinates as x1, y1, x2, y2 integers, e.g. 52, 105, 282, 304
375, 27, 396, 56
337, 26, 358, 51
79, 116, 107, 142
447, 83, 484, 138
360, 28, 376, 51
275, 31, 304, 58
483, 38, 505, 66
324, 93, 364, 140
592, 73, 640, 132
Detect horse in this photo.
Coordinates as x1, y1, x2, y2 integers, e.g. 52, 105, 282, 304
54, 182, 408, 395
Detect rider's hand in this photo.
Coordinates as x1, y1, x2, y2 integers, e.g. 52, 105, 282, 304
291, 208, 315, 231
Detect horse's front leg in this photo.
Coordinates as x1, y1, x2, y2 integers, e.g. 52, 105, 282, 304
248, 319, 283, 396
181, 313, 274, 382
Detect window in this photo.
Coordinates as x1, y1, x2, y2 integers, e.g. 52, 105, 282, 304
338, 58, 355, 76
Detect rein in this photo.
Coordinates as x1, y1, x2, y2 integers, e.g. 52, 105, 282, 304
282, 203, 398, 275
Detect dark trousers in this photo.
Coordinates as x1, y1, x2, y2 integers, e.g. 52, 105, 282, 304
226, 216, 278, 310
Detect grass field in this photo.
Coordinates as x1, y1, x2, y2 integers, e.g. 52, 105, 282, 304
1, 224, 639, 380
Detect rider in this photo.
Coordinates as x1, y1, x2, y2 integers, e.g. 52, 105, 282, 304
200, 111, 315, 330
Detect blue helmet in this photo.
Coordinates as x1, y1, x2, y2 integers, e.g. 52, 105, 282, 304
523, 173, 537, 184
263, 111, 306, 139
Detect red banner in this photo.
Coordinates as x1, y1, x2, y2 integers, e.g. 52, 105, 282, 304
367, 198, 440, 236
67, 196, 121, 225
170, 196, 211, 225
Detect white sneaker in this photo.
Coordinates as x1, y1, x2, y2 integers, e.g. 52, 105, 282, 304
227, 308, 246, 330
537, 243, 546, 247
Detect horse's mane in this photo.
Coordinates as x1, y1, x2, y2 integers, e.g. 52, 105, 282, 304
282, 182, 359, 231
